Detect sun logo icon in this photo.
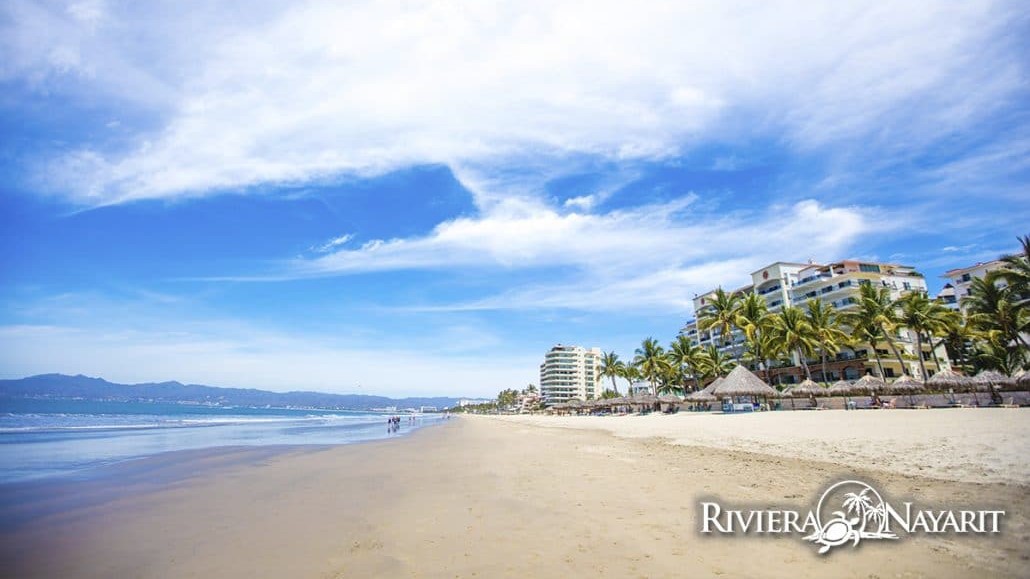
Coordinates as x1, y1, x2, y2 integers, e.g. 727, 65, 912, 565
804, 480, 900, 554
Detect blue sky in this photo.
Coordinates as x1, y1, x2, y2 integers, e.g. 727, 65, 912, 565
1, 1, 1028, 397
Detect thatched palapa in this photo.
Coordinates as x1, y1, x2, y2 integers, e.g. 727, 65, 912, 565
711, 365, 778, 398
925, 369, 972, 390
790, 379, 826, 397
853, 374, 887, 393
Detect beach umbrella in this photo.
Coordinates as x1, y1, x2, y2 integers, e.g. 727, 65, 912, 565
973, 370, 1014, 404
1016, 370, 1030, 389
926, 369, 974, 404
973, 370, 1016, 390
657, 394, 682, 404
853, 374, 888, 395
791, 379, 826, 397
926, 369, 972, 390
890, 375, 924, 406
828, 379, 857, 395
890, 374, 924, 393
711, 365, 779, 399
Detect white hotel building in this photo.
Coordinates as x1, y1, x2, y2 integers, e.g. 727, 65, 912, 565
539, 344, 602, 404
681, 259, 950, 382
941, 259, 1008, 311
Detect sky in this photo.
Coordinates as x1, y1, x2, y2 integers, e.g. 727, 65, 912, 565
1, 1, 1028, 397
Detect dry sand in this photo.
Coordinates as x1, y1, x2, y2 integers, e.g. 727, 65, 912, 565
500, 408, 1030, 485
1, 411, 1027, 578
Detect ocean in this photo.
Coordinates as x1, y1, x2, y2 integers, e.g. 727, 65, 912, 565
0, 398, 443, 483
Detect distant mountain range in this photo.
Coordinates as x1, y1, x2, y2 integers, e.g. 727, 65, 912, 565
0, 374, 463, 411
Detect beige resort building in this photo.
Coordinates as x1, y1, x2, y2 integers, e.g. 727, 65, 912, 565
681, 259, 951, 383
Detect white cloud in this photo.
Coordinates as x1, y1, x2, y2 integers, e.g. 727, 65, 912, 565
2, 0, 1021, 203
295, 197, 873, 312
309, 233, 354, 254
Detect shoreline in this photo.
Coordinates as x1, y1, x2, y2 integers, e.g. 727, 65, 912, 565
1, 415, 1026, 578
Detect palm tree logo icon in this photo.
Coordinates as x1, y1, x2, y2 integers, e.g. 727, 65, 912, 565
804, 480, 899, 554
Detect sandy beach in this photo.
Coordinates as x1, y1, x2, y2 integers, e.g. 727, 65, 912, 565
1, 410, 1027, 578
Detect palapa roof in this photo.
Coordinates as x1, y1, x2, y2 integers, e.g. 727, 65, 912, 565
889, 374, 925, 392
853, 374, 888, 393
972, 370, 1016, 388
926, 369, 972, 388
700, 377, 724, 395
828, 379, 858, 395
686, 391, 717, 402
711, 365, 779, 397
657, 394, 682, 404
1016, 370, 1030, 387
791, 379, 826, 397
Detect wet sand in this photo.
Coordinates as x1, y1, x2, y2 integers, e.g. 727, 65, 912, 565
0, 414, 1026, 578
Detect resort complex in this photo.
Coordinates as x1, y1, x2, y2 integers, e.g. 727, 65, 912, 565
495, 239, 1030, 412
682, 259, 950, 383
538, 344, 603, 405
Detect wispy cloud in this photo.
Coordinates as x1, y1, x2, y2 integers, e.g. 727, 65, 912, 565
290, 196, 874, 312
3, 1, 1022, 204
309, 233, 354, 254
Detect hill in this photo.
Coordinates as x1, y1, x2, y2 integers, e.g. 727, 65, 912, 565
0, 374, 461, 411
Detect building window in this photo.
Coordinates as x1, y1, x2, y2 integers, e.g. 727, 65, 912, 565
903, 282, 911, 290
961, 273, 971, 282
859, 264, 881, 273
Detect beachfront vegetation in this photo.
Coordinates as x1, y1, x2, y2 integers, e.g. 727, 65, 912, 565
598, 351, 625, 395
595, 235, 1030, 395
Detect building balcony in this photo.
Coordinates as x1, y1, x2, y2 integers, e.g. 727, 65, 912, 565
792, 273, 832, 288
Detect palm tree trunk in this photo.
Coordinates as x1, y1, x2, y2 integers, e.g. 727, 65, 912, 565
882, 330, 909, 376
610, 376, 619, 395
870, 339, 885, 378
914, 333, 928, 380
820, 349, 829, 384
928, 334, 942, 372
797, 347, 812, 380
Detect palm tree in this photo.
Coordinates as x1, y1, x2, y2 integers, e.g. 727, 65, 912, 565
742, 330, 784, 384
938, 311, 979, 374
966, 276, 1030, 350
598, 351, 625, 395
805, 299, 849, 383
997, 234, 1030, 304
736, 293, 774, 378
669, 335, 705, 392
697, 345, 734, 380
633, 337, 669, 396
620, 364, 641, 394
771, 306, 819, 380
840, 284, 909, 377
896, 292, 956, 379
697, 288, 743, 359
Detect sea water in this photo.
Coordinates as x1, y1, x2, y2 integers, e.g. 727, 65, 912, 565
0, 398, 441, 483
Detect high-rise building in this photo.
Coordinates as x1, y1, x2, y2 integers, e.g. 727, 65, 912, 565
539, 344, 602, 404
941, 259, 1008, 311
681, 259, 951, 382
